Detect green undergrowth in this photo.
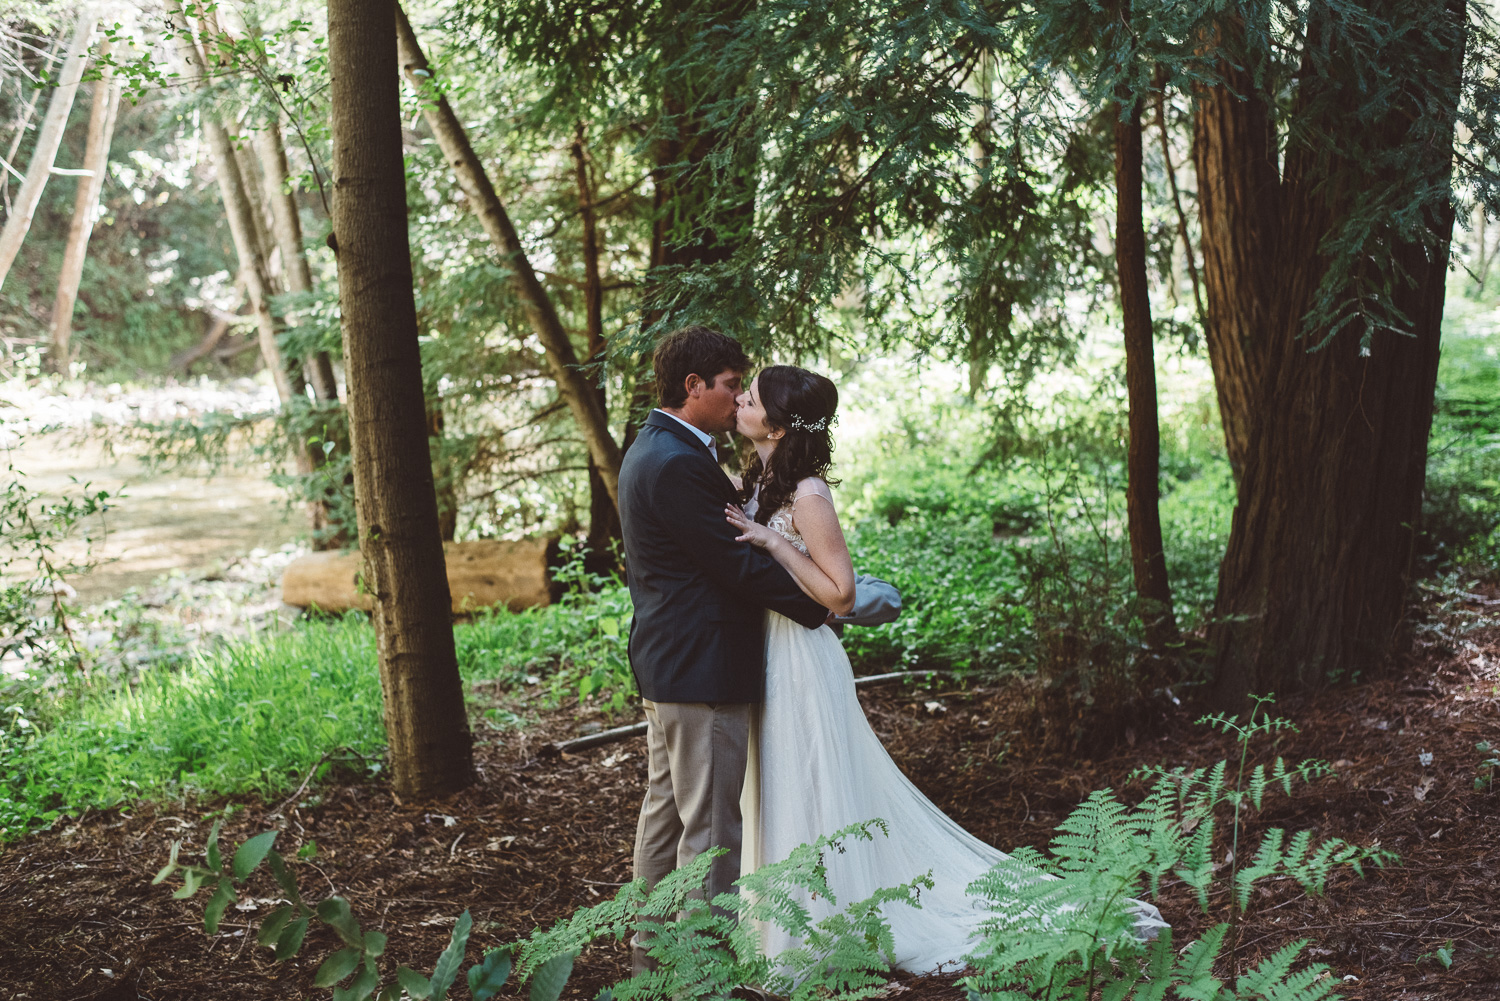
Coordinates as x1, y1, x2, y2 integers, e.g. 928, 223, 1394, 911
0, 587, 638, 842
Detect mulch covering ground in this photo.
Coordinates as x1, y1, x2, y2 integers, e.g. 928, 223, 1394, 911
1, 591, 1497, 1001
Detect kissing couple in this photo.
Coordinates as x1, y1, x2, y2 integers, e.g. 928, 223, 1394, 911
619, 326, 1166, 976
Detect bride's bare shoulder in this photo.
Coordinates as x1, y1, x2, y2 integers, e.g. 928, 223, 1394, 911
794, 476, 833, 501
727, 473, 743, 491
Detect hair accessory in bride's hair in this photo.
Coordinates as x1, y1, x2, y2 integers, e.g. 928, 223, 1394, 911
788, 413, 837, 432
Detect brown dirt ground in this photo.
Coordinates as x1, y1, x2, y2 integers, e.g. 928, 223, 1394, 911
1, 590, 1497, 1001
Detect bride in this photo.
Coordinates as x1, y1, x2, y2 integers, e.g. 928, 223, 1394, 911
724, 365, 1165, 973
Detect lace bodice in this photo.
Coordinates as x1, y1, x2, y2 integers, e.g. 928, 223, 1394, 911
766, 507, 808, 554
746, 480, 829, 556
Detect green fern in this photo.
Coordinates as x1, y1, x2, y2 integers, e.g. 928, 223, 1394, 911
1233, 940, 1338, 1001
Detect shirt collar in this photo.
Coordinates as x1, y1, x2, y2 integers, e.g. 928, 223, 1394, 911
654, 409, 717, 452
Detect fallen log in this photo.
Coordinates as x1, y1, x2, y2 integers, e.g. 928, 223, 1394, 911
546, 670, 955, 756
282, 537, 559, 614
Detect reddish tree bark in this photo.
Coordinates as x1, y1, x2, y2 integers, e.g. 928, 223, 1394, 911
329, 0, 473, 798
1191, 12, 1278, 477
1114, 90, 1179, 654
1203, 1, 1466, 706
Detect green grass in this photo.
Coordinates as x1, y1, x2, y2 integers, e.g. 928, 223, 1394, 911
2, 619, 383, 838
0, 586, 638, 841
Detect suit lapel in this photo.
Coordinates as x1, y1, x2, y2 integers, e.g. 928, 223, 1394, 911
645, 411, 736, 498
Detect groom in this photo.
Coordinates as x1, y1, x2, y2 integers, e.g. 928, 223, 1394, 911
619, 325, 829, 974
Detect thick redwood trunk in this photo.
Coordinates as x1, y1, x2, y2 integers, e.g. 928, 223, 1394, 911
1206, 2, 1465, 707
394, 4, 621, 507
48, 39, 120, 374
1191, 13, 1278, 477
329, 0, 473, 798
1114, 93, 1179, 654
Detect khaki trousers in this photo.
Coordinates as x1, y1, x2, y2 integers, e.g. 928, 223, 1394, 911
631, 698, 751, 977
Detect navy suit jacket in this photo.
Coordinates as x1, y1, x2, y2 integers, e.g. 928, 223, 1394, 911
619, 411, 828, 702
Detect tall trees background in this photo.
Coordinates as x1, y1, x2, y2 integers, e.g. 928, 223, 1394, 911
0, 0, 1496, 758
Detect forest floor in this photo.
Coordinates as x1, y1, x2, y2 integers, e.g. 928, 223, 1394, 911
1, 584, 1497, 1001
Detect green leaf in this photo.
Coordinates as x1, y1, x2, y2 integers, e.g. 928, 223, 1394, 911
317, 896, 365, 948
363, 929, 388, 957
1130, 928, 1174, 1001
152, 840, 182, 885
529, 952, 575, 1001
206, 820, 223, 872
467, 946, 513, 1001
1174, 925, 1227, 1001
275, 916, 310, 962
376, 985, 401, 1001
428, 909, 472, 999
172, 867, 206, 899
258, 904, 294, 948
266, 850, 303, 907
333, 961, 378, 1001
232, 831, 279, 880
315, 947, 364, 987
396, 967, 433, 999
204, 881, 236, 935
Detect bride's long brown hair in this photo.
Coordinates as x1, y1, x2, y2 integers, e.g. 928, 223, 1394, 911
738, 365, 841, 524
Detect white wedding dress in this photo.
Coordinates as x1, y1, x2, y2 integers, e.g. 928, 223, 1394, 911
739, 487, 1165, 973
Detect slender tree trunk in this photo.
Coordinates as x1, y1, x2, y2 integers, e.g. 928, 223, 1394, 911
1205, 1, 1466, 708
0, 16, 95, 291
394, 3, 621, 507
570, 122, 621, 551
171, 309, 237, 372
254, 119, 339, 401
47, 39, 119, 374
3, 60, 53, 217
1153, 69, 1204, 328
1191, 12, 1278, 477
168, 7, 301, 405
329, 0, 473, 799
1114, 89, 1180, 655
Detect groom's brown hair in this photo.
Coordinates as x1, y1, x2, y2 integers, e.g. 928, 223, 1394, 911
654, 326, 750, 408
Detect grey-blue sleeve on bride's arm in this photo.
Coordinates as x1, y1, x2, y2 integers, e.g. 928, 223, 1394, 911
660, 453, 830, 629
834, 574, 902, 626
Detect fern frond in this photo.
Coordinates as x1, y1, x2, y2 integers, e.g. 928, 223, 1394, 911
1249, 763, 1268, 810
1173, 923, 1228, 1001
1175, 814, 1217, 911
1235, 828, 1287, 912
1233, 940, 1338, 1001
1127, 928, 1174, 1001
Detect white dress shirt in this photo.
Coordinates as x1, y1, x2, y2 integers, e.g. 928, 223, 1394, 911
655, 408, 718, 462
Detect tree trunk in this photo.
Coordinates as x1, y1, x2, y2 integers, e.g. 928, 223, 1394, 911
329, 0, 473, 799
570, 122, 621, 552
0, 16, 95, 291
3, 56, 53, 217
643, 0, 754, 331
1114, 91, 1179, 655
394, 3, 621, 507
254, 98, 339, 401
1191, 12, 1278, 477
47, 39, 119, 374
167, 8, 301, 405
1205, 1, 1466, 707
